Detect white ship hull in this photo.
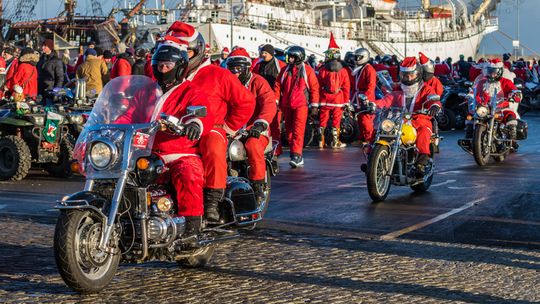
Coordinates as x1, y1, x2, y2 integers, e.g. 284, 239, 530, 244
198, 22, 495, 61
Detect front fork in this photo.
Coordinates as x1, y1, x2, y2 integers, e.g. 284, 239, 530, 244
485, 115, 496, 151
85, 172, 129, 252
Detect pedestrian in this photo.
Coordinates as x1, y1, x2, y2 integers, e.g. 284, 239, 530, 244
132, 48, 147, 75
76, 48, 108, 95
350, 48, 377, 147
37, 39, 64, 96
7, 47, 39, 102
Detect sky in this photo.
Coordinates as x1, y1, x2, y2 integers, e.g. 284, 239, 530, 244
28, 0, 540, 56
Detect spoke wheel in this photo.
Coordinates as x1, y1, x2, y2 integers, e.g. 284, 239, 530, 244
473, 124, 491, 166
366, 144, 391, 202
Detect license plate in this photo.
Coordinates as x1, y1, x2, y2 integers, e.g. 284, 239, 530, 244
133, 132, 150, 149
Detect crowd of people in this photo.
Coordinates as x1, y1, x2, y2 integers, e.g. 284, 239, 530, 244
0, 21, 527, 235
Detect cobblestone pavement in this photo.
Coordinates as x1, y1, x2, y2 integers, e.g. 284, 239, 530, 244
1, 217, 539, 304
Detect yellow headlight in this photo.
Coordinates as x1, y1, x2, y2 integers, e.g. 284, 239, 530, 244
157, 197, 173, 212
401, 123, 417, 146
381, 119, 395, 132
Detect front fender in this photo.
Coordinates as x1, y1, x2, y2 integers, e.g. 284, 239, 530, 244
375, 140, 390, 147
55, 191, 108, 220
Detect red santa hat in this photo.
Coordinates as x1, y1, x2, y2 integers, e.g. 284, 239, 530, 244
400, 57, 418, 72
228, 47, 251, 61
222, 47, 230, 55
328, 32, 339, 50
418, 52, 430, 65
156, 35, 188, 51
488, 58, 504, 68
165, 21, 200, 43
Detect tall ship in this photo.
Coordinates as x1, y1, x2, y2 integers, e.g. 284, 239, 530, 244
0, 0, 499, 60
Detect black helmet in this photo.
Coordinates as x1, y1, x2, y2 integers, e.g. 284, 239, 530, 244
344, 51, 354, 68
381, 54, 392, 65
185, 33, 206, 74
226, 52, 252, 85
152, 44, 189, 91
285, 46, 305, 65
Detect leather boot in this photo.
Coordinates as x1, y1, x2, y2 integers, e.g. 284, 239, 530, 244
318, 127, 326, 148
415, 153, 430, 178
251, 180, 266, 205
331, 127, 346, 149
181, 216, 202, 248
203, 188, 223, 223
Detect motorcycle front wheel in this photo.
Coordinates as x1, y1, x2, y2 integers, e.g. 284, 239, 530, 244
473, 124, 491, 166
366, 144, 392, 202
54, 210, 120, 293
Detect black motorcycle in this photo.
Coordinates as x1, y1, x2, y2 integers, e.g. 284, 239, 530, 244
54, 76, 266, 293
437, 80, 472, 131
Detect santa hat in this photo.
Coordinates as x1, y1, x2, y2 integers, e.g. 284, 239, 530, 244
165, 21, 200, 43
205, 44, 210, 51
156, 35, 188, 52
488, 58, 504, 68
328, 32, 339, 50
400, 57, 418, 72
418, 52, 430, 65
228, 47, 251, 61
222, 47, 230, 55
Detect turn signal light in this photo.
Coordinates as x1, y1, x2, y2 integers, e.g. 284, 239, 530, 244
70, 162, 80, 173
137, 158, 150, 170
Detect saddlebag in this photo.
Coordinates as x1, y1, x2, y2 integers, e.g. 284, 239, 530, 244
516, 119, 528, 140
223, 177, 262, 226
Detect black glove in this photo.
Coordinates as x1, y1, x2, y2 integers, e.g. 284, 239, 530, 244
366, 101, 377, 113
184, 122, 201, 141
249, 122, 267, 139
310, 107, 319, 117
428, 105, 441, 117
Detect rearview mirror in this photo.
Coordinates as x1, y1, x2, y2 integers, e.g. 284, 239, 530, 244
187, 106, 207, 118
464, 81, 473, 88
427, 94, 440, 102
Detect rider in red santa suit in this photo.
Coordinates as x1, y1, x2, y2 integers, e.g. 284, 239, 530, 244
115, 36, 213, 237
351, 48, 377, 146
419, 52, 444, 96
313, 36, 350, 149
226, 47, 277, 200
163, 22, 256, 223
274, 46, 320, 168
469, 58, 522, 140
373, 57, 441, 176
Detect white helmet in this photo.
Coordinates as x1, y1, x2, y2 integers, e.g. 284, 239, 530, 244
353, 48, 370, 66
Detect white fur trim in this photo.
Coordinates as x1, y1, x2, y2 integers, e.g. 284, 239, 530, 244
318, 103, 347, 107
186, 58, 211, 81
160, 39, 187, 51
185, 118, 204, 135
253, 119, 269, 128
160, 153, 200, 164
169, 29, 199, 43
223, 123, 237, 136
400, 65, 417, 72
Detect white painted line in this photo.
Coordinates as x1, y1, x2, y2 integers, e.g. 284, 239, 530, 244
380, 197, 488, 240
337, 182, 367, 188
431, 179, 456, 187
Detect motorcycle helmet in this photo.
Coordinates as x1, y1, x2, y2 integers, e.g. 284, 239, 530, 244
152, 42, 189, 91
163, 21, 205, 75
381, 54, 392, 66
344, 51, 355, 68
226, 47, 252, 85
418, 52, 435, 81
353, 48, 370, 66
400, 57, 422, 86
285, 46, 305, 65
484, 59, 504, 83
325, 49, 341, 61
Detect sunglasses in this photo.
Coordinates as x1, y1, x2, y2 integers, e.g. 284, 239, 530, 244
228, 66, 244, 74
155, 61, 176, 70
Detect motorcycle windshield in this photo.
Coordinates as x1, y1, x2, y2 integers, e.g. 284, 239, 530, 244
74, 76, 163, 178
473, 76, 506, 108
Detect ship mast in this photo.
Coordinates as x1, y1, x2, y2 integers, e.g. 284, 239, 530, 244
472, 0, 492, 23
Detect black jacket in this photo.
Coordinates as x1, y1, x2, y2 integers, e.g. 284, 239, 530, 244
37, 53, 64, 95
132, 58, 146, 76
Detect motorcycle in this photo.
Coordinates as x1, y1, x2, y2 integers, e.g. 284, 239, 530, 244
458, 78, 527, 166
54, 76, 266, 293
363, 95, 441, 202
227, 129, 279, 216
437, 80, 473, 131
516, 81, 540, 116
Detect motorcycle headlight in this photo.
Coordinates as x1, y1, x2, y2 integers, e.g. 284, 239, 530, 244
28, 115, 45, 126
89, 141, 114, 169
68, 114, 84, 125
381, 119, 395, 132
228, 139, 247, 162
476, 106, 489, 118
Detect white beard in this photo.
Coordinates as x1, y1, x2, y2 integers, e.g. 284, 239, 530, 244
401, 83, 419, 98
483, 81, 502, 99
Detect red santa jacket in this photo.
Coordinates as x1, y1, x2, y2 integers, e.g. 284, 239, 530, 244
372, 63, 389, 72
315, 63, 351, 107
110, 57, 132, 80
425, 76, 444, 96
9, 54, 39, 98
187, 59, 256, 135
352, 63, 377, 103
274, 63, 320, 109
514, 67, 527, 82
144, 55, 156, 81
4, 58, 19, 90
0, 57, 6, 74
375, 84, 440, 117
469, 65, 483, 82
245, 73, 277, 127
116, 81, 213, 155
474, 77, 519, 109
434, 63, 451, 77
388, 65, 399, 82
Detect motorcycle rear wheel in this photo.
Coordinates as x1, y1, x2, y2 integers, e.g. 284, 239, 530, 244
177, 245, 216, 268
473, 124, 491, 166
366, 144, 391, 202
54, 210, 120, 293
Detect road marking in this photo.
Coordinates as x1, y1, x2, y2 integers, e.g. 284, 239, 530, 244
337, 182, 366, 188
431, 179, 456, 187
0, 204, 6, 210
380, 197, 488, 240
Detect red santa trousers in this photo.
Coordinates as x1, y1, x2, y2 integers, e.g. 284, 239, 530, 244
411, 117, 433, 155
319, 106, 343, 128
270, 109, 282, 156
200, 128, 228, 189
245, 135, 270, 181
166, 155, 205, 217
282, 106, 308, 156
358, 112, 376, 142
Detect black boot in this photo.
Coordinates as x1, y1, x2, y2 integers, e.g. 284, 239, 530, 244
181, 216, 202, 248
204, 188, 223, 223
506, 120, 517, 140
415, 153, 430, 178
251, 180, 266, 204
465, 123, 473, 139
